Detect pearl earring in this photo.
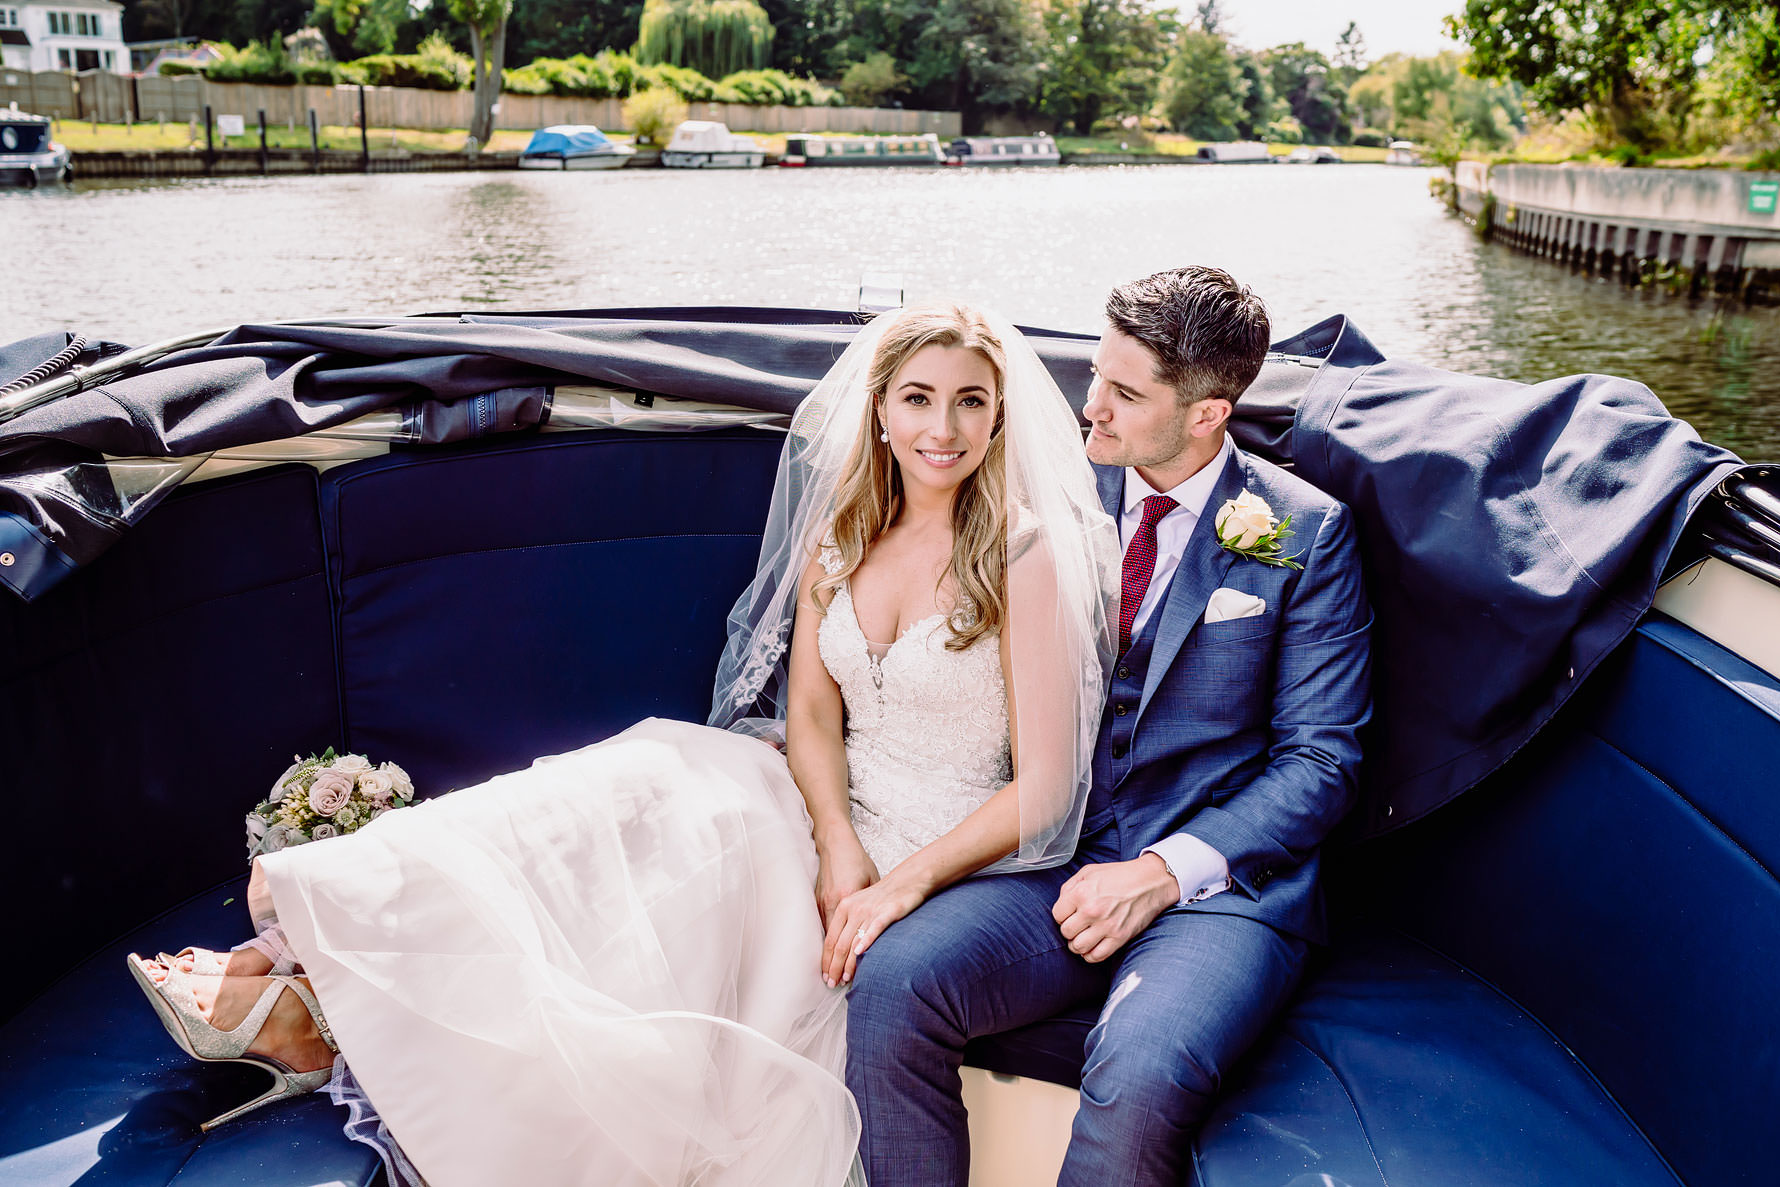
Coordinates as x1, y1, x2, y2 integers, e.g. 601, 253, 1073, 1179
879, 428, 889, 443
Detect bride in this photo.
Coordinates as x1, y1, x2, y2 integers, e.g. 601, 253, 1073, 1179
126, 302, 1119, 1186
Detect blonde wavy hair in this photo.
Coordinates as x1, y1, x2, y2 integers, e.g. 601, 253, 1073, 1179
812, 303, 1009, 652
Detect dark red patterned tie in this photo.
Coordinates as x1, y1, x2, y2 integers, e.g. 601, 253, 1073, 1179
1119, 494, 1178, 654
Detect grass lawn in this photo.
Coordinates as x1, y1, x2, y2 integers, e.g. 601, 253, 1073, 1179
53, 120, 544, 154
1055, 134, 1389, 163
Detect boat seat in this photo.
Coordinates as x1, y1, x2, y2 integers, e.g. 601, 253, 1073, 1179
0, 875, 378, 1186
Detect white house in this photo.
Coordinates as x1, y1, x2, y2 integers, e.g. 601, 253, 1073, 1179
0, 0, 129, 74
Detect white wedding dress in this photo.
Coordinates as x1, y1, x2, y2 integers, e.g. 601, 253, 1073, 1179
258, 560, 1011, 1187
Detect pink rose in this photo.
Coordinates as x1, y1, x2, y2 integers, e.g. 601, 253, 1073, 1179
308, 770, 354, 816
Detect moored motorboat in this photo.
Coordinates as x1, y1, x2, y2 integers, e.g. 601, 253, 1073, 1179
1385, 139, 1426, 165
780, 133, 946, 167
945, 135, 1061, 166
1194, 141, 1274, 163
660, 121, 765, 169
0, 305, 1775, 1187
0, 109, 71, 187
516, 125, 636, 171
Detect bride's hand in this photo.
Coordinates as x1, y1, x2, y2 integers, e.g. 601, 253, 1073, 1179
814, 834, 878, 932
823, 873, 927, 989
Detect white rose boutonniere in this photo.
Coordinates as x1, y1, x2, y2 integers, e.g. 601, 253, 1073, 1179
1214, 491, 1304, 570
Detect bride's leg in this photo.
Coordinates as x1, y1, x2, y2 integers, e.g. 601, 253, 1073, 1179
164, 859, 292, 976
247, 857, 277, 931
142, 967, 336, 1074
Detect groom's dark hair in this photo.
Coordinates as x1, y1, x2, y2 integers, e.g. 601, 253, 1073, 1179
1105, 266, 1270, 406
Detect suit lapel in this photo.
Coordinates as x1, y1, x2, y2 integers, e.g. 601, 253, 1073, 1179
1139, 449, 1248, 716
1095, 463, 1122, 523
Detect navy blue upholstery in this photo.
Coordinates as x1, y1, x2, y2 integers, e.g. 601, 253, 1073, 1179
1367, 619, 1780, 1187
0, 876, 380, 1186
968, 617, 1775, 1186
326, 429, 783, 795
0, 464, 340, 1021
2, 424, 1772, 1186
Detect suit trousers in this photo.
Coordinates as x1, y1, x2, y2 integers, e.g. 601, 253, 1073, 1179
845, 830, 1307, 1187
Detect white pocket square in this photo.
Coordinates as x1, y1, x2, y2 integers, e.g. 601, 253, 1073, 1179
1204, 587, 1267, 625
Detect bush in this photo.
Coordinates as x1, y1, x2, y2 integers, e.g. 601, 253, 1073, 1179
839, 52, 904, 107
157, 58, 206, 77
1352, 127, 1390, 148
624, 87, 688, 144
349, 32, 471, 92
638, 61, 733, 102
1265, 116, 1303, 144
205, 40, 296, 85
720, 69, 835, 107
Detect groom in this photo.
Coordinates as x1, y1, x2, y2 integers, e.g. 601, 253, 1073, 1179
846, 266, 1372, 1184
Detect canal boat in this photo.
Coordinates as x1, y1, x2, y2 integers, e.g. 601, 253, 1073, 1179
780, 133, 946, 167
0, 109, 71, 187
0, 305, 1774, 1187
1194, 140, 1274, 163
945, 134, 1061, 166
1385, 139, 1426, 165
516, 125, 636, 171
660, 121, 765, 169
1285, 145, 1342, 164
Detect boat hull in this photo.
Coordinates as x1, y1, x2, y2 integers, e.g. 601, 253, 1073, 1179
662, 151, 765, 169
517, 153, 632, 171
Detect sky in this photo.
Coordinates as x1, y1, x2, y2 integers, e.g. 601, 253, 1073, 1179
1211, 1, 1468, 60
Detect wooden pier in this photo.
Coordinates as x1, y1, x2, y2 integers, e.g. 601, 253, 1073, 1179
1452, 162, 1780, 301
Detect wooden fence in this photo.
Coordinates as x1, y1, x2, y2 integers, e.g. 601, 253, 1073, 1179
2, 69, 960, 137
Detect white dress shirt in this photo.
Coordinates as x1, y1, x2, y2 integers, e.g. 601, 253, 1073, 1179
1120, 433, 1236, 907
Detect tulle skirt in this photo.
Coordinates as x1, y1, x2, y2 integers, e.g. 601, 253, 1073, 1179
258, 719, 862, 1187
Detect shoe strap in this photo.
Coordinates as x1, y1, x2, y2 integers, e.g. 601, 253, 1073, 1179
273, 974, 339, 1054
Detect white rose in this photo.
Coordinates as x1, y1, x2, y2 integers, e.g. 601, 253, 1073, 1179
1215, 491, 1278, 550
311, 822, 340, 840
269, 756, 306, 803
261, 823, 295, 853
330, 754, 374, 777
358, 769, 395, 801
380, 761, 415, 801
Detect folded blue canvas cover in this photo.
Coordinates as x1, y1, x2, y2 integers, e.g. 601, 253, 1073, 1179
0, 308, 1744, 836
522, 126, 614, 156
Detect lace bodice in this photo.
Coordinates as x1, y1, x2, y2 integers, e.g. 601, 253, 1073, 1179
816, 554, 1012, 873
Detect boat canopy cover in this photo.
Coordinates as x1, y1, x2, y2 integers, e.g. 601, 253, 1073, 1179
667, 121, 754, 153
0, 307, 1745, 837
521, 126, 615, 156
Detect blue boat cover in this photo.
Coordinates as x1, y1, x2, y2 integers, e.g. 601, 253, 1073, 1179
0, 308, 1749, 836
521, 126, 614, 157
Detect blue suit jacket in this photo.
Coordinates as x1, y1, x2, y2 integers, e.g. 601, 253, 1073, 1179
1091, 445, 1372, 944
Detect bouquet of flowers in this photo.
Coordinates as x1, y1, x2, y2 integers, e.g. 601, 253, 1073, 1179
246, 747, 416, 859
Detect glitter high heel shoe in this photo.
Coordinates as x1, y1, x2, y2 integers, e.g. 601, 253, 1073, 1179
125, 954, 338, 1131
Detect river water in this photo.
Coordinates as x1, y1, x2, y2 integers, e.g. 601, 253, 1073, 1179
5, 164, 1777, 457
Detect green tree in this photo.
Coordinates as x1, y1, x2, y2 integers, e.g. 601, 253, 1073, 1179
1232, 49, 1275, 138
1263, 42, 1351, 143
636, 0, 774, 77
1159, 28, 1243, 139
450, 0, 513, 149
310, 0, 413, 55
1447, 0, 1711, 151
756, 0, 849, 75
906, 0, 1049, 123
506, 0, 644, 65
839, 51, 906, 106
1038, 0, 1171, 135
1333, 21, 1366, 86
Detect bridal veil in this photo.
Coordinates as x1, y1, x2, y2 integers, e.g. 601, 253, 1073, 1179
710, 308, 1120, 872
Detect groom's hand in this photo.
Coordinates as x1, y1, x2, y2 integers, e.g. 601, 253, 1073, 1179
1053, 854, 1180, 964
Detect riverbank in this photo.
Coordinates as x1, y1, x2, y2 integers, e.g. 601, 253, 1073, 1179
1447, 161, 1780, 302
46, 121, 1394, 169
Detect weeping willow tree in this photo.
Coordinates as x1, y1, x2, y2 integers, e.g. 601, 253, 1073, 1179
635, 0, 774, 78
